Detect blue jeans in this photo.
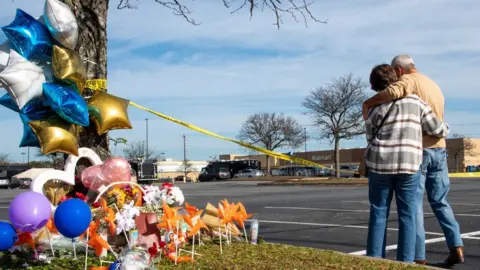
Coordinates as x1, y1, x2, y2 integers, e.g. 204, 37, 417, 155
415, 148, 463, 261
367, 170, 421, 262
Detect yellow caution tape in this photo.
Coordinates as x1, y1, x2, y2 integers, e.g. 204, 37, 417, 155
448, 172, 480, 178
128, 101, 347, 172
86, 79, 107, 91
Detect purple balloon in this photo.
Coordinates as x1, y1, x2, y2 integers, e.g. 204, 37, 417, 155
9, 191, 51, 232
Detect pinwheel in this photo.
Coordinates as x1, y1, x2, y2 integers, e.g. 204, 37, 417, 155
234, 202, 253, 242
99, 199, 116, 236
15, 232, 36, 250
87, 222, 111, 257
157, 201, 182, 231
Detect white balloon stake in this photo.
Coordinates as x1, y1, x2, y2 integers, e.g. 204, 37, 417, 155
31, 148, 103, 210
0, 50, 45, 109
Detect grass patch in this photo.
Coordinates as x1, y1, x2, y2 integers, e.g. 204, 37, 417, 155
1, 242, 426, 270
258, 177, 368, 186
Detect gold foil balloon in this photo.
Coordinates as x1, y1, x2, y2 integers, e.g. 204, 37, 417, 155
52, 45, 86, 94
29, 116, 79, 156
88, 91, 132, 135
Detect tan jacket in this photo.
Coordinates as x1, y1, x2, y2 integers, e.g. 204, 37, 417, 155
364, 72, 446, 148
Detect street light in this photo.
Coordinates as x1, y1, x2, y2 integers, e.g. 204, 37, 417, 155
21, 152, 26, 163
304, 127, 307, 159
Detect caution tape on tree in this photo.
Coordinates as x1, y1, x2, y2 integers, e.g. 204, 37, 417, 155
85, 79, 351, 174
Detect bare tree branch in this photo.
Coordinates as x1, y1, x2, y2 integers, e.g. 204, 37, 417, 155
123, 140, 155, 160
302, 73, 367, 178
238, 112, 304, 173
117, 0, 327, 28
0, 153, 9, 165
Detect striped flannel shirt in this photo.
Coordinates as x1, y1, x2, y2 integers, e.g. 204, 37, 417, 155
365, 94, 449, 174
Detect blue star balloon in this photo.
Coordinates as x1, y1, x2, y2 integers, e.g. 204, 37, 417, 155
0, 93, 20, 113
21, 97, 52, 120
2, 9, 53, 62
19, 114, 40, 148
43, 83, 89, 126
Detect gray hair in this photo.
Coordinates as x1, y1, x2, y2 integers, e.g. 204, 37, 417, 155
391, 54, 416, 72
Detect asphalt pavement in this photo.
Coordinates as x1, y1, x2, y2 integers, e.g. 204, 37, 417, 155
1, 178, 479, 269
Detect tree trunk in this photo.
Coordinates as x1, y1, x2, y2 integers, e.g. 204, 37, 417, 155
334, 136, 340, 178
61, 0, 109, 151
265, 155, 270, 176
454, 156, 458, 172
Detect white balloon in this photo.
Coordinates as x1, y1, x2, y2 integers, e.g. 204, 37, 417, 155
44, 0, 78, 50
0, 41, 10, 72
0, 50, 46, 109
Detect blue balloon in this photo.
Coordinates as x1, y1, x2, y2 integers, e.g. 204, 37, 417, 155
54, 199, 92, 239
21, 98, 52, 121
19, 114, 40, 148
0, 93, 20, 113
2, 9, 53, 62
0, 221, 17, 251
43, 83, 89, 126
109, 261, 119, 270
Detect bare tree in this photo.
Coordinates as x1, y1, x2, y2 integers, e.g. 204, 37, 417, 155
0, 153, 9, 165
449, 134, 477, 172
238, 113, 304, 174
302, 73, 367, 178
178, 160, 196, 182
123, 140, 154, 160
35, 149, 64, 169
110, 137, 128, 155
53, 0, 326, 154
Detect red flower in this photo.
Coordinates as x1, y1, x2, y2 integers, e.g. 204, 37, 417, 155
162, 183, 173, 189
148, 243, 159, 263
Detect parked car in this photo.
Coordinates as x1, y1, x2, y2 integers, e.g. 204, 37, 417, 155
336, 165, 360, 178
198, 168, 231, 181
0, 178, 9, 189
174, 175, 192, 182
234, 169, 265, 178
10, 177, 31, 189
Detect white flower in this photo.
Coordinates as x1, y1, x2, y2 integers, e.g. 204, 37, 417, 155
115, 201, 140, 235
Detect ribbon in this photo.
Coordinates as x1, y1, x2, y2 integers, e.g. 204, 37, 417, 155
85, 79, 356, 173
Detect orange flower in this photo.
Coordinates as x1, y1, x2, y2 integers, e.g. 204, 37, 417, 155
100, 199, 116, 236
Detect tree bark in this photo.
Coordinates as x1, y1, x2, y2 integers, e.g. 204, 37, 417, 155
334, 135, 340, 178
61, 0, 109, 151
265, 155, 270, 176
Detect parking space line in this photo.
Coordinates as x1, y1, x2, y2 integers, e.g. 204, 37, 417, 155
349, 230, 480, 256
265, 206, 480, 217
463, 236, 480, 240
343, 200, 480, 207
258, 220, 444, 236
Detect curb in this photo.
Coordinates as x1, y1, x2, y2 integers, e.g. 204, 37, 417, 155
257, 182, 368, 186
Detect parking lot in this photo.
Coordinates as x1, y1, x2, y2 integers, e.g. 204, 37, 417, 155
0, 178, 479, 269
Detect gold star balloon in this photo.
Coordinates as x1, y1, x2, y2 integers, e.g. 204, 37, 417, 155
29, 116, 79, 156
88, 91, 132, 135
52, 45, 86, 94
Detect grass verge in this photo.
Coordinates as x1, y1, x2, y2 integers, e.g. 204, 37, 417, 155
258, 177, 368, 186
1, 242, 426, 270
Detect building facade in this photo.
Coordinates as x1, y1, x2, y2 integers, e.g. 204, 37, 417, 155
156, 159, 209, 180
221, 138, 480, 173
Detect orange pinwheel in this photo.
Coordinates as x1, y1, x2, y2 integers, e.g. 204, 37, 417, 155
132, 187, 143, 206
100, 198, 116, 236
88, 221, 111, 257
167, 252, 193, 262
234, 202, 253, 229
157, 201, 182, 231
89, 267, 109, 270
218, 200, 236, 225
46, 216, 58, 233
15, 232, 35, 249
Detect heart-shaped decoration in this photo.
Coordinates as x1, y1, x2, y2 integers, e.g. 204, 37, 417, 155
30, 147, 103, 210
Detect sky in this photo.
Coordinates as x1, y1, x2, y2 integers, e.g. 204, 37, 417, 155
1, 0, 480, 162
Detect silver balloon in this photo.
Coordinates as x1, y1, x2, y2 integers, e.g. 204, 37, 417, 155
119, 248, 152, 270
0, 50, 45, 109
43, 0, 79, 50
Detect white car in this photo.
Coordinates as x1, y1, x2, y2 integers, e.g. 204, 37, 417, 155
234, 169, 264, 178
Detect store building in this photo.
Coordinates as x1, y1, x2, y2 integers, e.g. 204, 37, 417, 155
156, 159, 209, 180
221, 138, 480, 173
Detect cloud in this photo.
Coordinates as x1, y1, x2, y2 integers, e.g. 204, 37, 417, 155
0, 0, 480, 162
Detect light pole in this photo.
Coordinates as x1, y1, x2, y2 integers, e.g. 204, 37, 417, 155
183, 134, 187, 183
27, 147, 30, 167
21, 152, 26, 163
145, 118, 149, 160
304, 127, 307, 160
